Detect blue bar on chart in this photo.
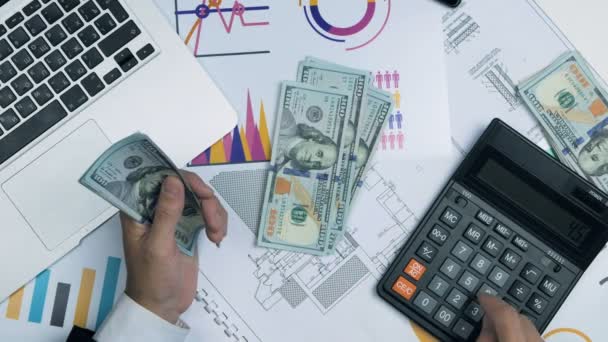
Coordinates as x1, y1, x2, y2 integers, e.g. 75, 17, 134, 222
28, 269, 51, 323
50, 282, 71, 327
96, 256, 121, 328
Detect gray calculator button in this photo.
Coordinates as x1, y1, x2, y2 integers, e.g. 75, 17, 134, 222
413, 291, 438, 315
428, 224, 450, 246
513, 235, 529, 251
428, 275, 450, 297
508, 280, 531, 302
478, 283, 498, 297
416, 241, 438, 262
451, 241, 473, 262
521, 263, 541, 284
440, 258, 462, 280
489, 266, 510, 288
470, 253, 491, 275
539, 276, 560, 297
433, 305, 456, 328
446, 288, 468, 309
440, 207, 461, 228
464, 301, 484, 322
453, 318, 475, 340
476, 210, 495, 226
464, 223, 485, 244
458, 271, 480, 293
500, 249, 521, 270
494, 223, 512, 239
526, 293, 548, 315
482, 236, 503, 257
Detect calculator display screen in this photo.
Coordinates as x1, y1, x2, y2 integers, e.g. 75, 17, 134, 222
476, 158, 591, 247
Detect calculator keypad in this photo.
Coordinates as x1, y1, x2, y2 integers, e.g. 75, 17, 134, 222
383, 185, 578, 341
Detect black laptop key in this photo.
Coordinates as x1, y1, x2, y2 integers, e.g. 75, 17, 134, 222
65, 59, 86, 80
98, 0, 128, 22
45, 24, 67, 46
78, 1, 100, 22
8, 27, 31, 49
0, 86, 16, 108
58, 0, 80, 13
0, 39, 13, 60
136, 43, 154, 60
114, 47, 136, 72
31, 83, 53, 105
6, 12, 24, 29
77, 25, 99, 47
41, 0, 51, 3
0, 61, 17, 82
14, 96, 37, 118
98, 20, 139, 57
60, 84, 87, 111
11, 49, 34, 70
10, 74, 33, 95
61, 12, 83, 34
0, 24, 7, 37
48, 71, 70, 93
81, 47, 102, 68
102, 67, 120, 84
27, 61, 50, 83
28, 36, 50, 58
61, 37, 83, 59
25, 15, 47, 36
94, 13, 115, 35
0, 108, 20, 130
23, 1, 42, 16
44, 49, 66, 71
81, 72, 103, 96
41, 3, 64, 24
0, 100, 67, 165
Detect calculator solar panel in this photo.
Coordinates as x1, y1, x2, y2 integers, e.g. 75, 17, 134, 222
378, 119, 608, 341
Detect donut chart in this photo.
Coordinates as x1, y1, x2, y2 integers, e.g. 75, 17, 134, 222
309, 0, 376, 36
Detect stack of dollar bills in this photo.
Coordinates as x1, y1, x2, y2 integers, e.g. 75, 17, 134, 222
79, 133, 205, 256
257, 57, 394, 255
518, 51, 608, 195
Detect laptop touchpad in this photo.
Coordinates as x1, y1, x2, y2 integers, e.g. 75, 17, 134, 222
3, 121, 112, 250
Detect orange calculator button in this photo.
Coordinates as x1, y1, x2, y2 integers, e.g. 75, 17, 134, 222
404, 258, 427, 281
392, 276, 417, 301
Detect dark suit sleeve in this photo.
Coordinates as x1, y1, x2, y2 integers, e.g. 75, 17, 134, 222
66, 326, 96, 342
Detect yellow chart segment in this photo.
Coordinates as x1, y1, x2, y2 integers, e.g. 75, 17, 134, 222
210, 139, 228, 164
73, 268, 96, 328
259, 102, 271, 159
240, 127, 252, 161
5, 286, 25, 320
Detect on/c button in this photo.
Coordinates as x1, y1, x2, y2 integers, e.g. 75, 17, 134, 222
393, 276, 417, 301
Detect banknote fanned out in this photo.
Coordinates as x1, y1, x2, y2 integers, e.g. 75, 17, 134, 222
79, 133, 205, 256
518, 51, 608, 194
257, 81, 353, 255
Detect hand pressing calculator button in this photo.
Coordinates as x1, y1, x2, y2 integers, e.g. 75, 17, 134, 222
378, 120, 608, 341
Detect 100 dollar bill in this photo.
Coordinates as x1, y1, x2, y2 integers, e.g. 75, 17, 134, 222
519, 51, 608, 193
79, 133, 205, 256
257, 82, 352, 255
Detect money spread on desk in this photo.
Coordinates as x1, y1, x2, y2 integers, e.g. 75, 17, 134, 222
2, 0, 607, 341
79, 133, 205, 256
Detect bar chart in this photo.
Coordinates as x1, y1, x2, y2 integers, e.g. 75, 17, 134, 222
0, 216, 127, 333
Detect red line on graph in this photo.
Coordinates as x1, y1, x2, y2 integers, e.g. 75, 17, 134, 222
214, 2, 269, 33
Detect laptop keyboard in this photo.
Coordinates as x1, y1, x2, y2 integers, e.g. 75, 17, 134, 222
0, 0, 158, 165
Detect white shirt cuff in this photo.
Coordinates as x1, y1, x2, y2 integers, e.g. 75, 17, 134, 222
94, 294, 189, 342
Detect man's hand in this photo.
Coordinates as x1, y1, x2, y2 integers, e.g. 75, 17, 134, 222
477, 295, 543, 342
120, 171, 228, 324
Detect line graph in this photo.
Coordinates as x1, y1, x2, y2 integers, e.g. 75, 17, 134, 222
175, 0, 270, 58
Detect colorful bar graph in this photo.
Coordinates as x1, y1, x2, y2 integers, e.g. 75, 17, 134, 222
73, 268, 96, 328
50, 283, 71, 327
96, 256, 121, 328
28, 270, 51, 323
5, 286, 25, 320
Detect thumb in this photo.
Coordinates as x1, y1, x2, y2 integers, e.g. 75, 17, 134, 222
148, 175, 184, 248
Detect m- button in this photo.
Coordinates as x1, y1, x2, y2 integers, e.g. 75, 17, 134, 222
440, 207, 462, 228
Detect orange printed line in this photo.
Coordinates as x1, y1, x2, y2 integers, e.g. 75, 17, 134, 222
184, 19, 202, 45
73, 268, 96, 328
543, 328, 592, 342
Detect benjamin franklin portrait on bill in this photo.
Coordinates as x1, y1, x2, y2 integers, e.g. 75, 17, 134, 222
579, 129, 608, 177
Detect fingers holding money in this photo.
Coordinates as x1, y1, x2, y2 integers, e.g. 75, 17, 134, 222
148, 176, 185, 251
181, 170, 228, 246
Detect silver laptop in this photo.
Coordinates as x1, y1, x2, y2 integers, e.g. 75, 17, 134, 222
0, 0, 237, 301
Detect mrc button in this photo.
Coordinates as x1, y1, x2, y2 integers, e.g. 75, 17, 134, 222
440, 207, 462, 228
476, 210, 495, 226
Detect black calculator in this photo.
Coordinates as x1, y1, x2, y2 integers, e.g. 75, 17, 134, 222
378, 119, 608, 341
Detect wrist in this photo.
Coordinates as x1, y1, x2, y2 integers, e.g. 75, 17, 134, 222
125, 292, 180, 324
